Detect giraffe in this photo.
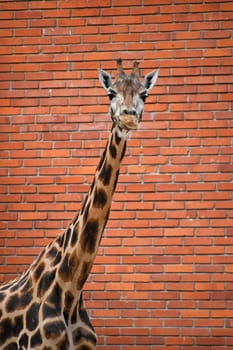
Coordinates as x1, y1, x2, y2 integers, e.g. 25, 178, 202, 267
0, 59, 159, 350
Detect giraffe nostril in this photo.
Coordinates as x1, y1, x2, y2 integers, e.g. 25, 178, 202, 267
131, 110, 137, 116
122, 109, 129, 115
122, 109, 136, 116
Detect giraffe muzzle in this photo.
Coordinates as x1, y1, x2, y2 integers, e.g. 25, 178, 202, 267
119, 113, 139, 130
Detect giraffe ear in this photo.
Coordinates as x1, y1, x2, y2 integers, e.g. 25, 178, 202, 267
98, 69, 112, 90
143, 69, 159, 92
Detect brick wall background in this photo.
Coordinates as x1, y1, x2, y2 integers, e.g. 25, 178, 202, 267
0, 0, 233, 348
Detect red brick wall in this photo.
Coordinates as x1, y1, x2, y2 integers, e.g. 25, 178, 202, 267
0, 0, 233, 348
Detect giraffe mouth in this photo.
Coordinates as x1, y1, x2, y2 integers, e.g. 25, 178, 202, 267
119, 114, 139, 130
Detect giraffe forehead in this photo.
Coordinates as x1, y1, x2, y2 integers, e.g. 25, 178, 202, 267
114, 76, 142, 96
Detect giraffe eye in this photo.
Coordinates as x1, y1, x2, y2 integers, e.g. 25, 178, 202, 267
108, 88, 117, 100
140, 90, 148, 102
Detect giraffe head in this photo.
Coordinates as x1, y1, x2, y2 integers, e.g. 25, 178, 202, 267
99, 59, 159, 130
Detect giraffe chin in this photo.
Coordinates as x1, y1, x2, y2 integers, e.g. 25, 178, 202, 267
119, 114, 139, 130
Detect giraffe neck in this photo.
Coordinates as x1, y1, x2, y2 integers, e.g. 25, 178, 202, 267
56, 123, 128, 291
0, 124, 128, 349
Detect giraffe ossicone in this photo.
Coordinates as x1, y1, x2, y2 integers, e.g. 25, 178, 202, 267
0, 59, 159, 350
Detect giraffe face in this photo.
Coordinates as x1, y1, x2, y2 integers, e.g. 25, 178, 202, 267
99, 60, 159, 130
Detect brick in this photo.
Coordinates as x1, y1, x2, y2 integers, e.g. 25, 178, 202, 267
15, 28, 42, 37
